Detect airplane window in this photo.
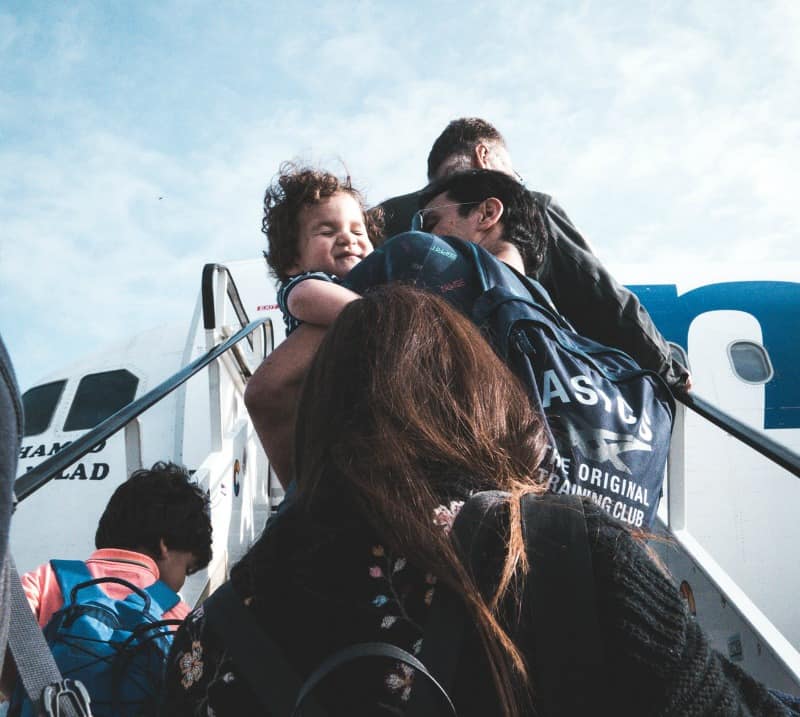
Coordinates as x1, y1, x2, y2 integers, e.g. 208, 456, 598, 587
668, 342, 690, 371
63, 369, 139, 431
727, 341, 773, 384
21, 380, 67, 436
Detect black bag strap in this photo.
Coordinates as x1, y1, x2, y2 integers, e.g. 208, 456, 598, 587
405, 491, 506, 716
414, 491, 603, 717
1, 332, 89, 716
293, 642, 456, 717
204, 581, 326, 717
205, 583, 455, 717
520, 492, 604, 717
0, 334, 22, 675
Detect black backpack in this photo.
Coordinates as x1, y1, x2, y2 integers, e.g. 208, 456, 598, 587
204, 491, 603, 717
346, 232, 675, 529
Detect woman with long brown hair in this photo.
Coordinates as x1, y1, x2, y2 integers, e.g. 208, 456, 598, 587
162, 285, 791, 716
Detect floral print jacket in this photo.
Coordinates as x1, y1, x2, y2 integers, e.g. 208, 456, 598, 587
161, 498, 465, 716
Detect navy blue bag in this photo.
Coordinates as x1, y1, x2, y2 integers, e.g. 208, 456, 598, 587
467, 247, 675, 529
347, 232, 675, 529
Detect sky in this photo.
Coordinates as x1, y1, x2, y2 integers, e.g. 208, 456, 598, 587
1, 0, 798, 390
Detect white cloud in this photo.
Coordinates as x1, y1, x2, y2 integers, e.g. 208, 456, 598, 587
1, 0, 798, 388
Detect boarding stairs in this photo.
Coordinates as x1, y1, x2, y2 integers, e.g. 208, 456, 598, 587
12, 263, 800, 695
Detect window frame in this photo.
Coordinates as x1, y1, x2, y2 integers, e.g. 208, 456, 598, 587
21, 380, 68, 436
62, 369, 139, 432
726, 340, 774, 385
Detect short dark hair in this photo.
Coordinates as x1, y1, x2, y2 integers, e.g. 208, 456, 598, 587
95, 461, 212, 569
419, 169, 548, 274
427, 118, 505, 180
262, 162, 384, 282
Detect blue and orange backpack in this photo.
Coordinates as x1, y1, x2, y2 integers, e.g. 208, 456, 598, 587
12, 560, 181, 717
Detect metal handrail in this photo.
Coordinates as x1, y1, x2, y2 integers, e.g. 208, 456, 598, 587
14, 318, 269, 502
202, 263, 251, 333
675, 391, 800, 478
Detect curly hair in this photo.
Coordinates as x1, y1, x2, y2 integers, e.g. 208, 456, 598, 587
95, 461, 212, 569
262, 162, 384, 282
419, 169, 549, 275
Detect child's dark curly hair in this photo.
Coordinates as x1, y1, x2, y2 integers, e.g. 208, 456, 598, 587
95, 461, 212, 569
262, 162, 384, 282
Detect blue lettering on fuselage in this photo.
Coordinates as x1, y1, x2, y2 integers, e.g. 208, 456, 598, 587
629, 281, 800, 430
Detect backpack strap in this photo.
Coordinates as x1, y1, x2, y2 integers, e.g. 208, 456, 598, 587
50, 559, 179, 618
406, 490, 506, 715
204, 581, 327, 717
414, 490, 509, 674
520, 493, 604, 717
465, 240, 563, 320
414, 491, 604, 716
142, 579, 180, 617
49, 559, 103, 605
293, 642, 456, 717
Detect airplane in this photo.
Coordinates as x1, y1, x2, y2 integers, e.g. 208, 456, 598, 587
9, 254, 800, 694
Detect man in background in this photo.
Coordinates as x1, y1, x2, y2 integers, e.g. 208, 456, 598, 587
380, 117, 689, 390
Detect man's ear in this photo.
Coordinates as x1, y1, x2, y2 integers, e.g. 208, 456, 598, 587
476, 197, 504, 230
158, 538, 169, 559
472, 142, 492, 170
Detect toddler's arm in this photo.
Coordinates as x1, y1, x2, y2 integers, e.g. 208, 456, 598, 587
286, 279, 361, 328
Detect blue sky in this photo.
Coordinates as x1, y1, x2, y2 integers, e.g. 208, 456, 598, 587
1, 0, 798, 390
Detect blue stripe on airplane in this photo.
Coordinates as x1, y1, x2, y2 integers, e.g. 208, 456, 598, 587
629, 281, 800, 430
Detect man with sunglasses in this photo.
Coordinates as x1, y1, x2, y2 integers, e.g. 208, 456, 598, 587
381, 118, 690, 393
410, 167, 690, 390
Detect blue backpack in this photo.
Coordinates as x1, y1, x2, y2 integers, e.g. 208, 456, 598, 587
347, 232, 675, 529
12, 560, 181, 717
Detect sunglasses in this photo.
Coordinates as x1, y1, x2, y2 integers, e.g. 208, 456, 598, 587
410, 201, 482, 233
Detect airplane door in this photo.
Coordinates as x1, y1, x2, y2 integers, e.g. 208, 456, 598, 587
684, 309, 800, 647
688, 310, 766, 430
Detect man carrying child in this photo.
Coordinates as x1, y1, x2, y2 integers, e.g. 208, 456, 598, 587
247, 136, 688, 491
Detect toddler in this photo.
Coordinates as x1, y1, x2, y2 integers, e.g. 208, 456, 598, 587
263, 163, 382, 335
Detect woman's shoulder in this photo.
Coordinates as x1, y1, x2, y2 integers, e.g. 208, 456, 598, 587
577, 498, 679, 603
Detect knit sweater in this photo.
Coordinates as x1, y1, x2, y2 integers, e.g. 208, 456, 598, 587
161, 497, 790, 716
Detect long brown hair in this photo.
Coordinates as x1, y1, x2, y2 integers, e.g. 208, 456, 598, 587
294, 285, 550, 716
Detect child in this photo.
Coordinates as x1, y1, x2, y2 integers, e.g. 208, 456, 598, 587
20, 460, 212, 626
262, 163, 383, 335
3, 461, 212, 714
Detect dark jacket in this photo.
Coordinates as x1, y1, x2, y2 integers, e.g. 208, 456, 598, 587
161, 494, 789, 715
378, 190, 689, 389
